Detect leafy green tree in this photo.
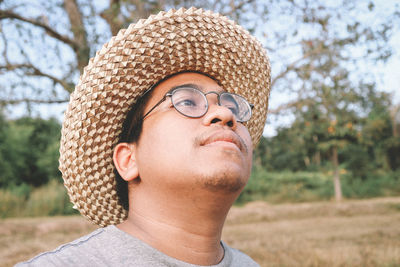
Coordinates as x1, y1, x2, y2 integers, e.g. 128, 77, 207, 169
361, 90, 400, 171
263, 127, 308, 171
0, 110, 15, 187
257, 83, 399, 200
0, 116, 61, 187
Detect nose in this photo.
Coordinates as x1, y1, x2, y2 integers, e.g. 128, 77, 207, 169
202, 95, 237, 130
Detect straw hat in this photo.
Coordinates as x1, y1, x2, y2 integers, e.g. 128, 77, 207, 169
59, 7, 271, 226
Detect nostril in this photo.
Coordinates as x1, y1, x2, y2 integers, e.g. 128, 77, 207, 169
210, 118, 234, 127
211, 118, 221, 124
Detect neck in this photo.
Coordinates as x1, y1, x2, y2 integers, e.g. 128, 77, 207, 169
117, 184, 238, 265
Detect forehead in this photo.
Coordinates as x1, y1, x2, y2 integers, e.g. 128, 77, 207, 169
152, 72, 223, 95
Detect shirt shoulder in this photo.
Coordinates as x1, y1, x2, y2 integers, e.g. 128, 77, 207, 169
220, 241, 260, 267
15, 225, 149, 267
15, 227, 104, 266
16, 227, 260, 267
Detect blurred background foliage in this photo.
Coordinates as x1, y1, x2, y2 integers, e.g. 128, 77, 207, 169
0, 0, 399, 217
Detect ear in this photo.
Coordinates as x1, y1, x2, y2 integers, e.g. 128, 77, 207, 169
113, 142, 139, 182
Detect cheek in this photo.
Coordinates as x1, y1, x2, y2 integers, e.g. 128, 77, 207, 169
135, 118, 199, 187
137, 117, 194, 163
238, 125, 253, 151
238, 125, 253, 168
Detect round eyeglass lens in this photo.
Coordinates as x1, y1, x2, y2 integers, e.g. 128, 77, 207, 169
220, 93, 251, 122
171, 88, 208, 118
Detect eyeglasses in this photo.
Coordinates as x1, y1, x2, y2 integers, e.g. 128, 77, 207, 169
142, 85, 254, 122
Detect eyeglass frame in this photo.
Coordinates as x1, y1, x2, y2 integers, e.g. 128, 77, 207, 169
141, 85, 254, 122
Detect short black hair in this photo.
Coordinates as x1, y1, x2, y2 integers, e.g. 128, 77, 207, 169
114, 90, 153, 211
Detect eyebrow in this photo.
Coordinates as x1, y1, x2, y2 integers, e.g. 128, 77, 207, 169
168, 83, 202, 93
168, 83, 226, 94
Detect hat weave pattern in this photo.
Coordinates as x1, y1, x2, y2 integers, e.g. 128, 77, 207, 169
59, 7, 271, 226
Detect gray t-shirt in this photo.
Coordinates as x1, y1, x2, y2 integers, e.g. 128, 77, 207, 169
16, 225, 259, 267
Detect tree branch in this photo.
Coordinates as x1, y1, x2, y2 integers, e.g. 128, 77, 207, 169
390, 103, 400, 137
0, 63, 74, 93
100, 0, 123, 36
131, 0, 157, 22
271, 44, 326, 87
100, 0, 165, 36
271, 53, 312, 87
234, 0, 255, 12
268, 98, 315, 115
0, 9, 79, 50
0, 98, 69, 105
63, 0, 90, 73
0, 22, 9, 65
222, 0, 255, 18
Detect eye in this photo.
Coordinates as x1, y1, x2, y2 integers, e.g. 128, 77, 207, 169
221, 93, 241, 115
225, 105, 236, 113
223, 101, 238, 114
175, 99, 197, 107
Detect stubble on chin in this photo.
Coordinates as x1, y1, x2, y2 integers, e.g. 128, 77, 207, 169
192, 130, 252, 194
197, 170, 247, 194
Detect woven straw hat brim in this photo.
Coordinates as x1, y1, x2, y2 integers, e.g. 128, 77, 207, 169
59, 7, 271, 227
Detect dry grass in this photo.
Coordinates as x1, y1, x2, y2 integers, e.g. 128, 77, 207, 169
224, 197, 400, 267
2, 197, 400, 267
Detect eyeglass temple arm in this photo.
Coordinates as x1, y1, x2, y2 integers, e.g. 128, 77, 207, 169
141, 95, 168, 120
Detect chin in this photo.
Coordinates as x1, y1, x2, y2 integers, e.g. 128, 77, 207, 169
190, 149, 252, 194
196, 168, 249, 194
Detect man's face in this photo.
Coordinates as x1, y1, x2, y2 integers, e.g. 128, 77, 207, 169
133, 72, 253, 195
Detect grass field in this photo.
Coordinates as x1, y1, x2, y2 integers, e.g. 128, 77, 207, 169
2, 197, 400, 267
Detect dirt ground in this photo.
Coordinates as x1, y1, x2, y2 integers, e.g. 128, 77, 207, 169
2, 197, 400, 267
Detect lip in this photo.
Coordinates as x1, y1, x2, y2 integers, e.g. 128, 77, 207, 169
200, 130, 244, 152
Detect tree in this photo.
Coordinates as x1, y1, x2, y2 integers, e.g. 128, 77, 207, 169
361, 90, 400, 171
0, 109, 14, 187
0, 0, 399, 198
0, 0, 259, 108
1, 1, 398, 109
264, 0, 398, 201
261, 82, 399, 200
0, 116, 61, 187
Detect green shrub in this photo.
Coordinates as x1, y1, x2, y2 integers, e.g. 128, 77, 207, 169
236, 169, 333, 204
0, 189, 26, 218
8, 183, 32, 200
25, 180, 76, 216
0, 181, 77, 218
342, 170, 400, 198
236, 169, 400, 205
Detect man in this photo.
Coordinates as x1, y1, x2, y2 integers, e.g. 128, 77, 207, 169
18, 7, 270, 266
